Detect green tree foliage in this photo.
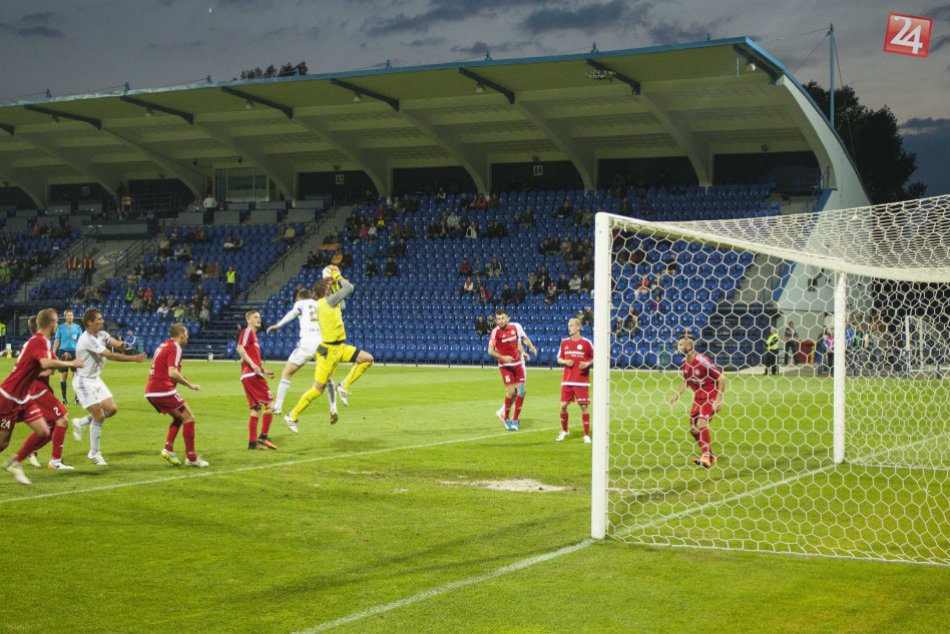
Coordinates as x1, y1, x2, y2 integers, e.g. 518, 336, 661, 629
804, 82, 926, 203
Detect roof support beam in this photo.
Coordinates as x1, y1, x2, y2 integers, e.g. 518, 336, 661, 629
330, 79, 399, 112
119, 96, 194, 125
400, 109, 489, 193
102, 128, 207, 198
23, 105, 102, 130
292, 116, 390, 196
220, 87, 293, 119
15, 132, 119, 199
458, 68, 515, 104
586, 59, 641, 95
198, 122, 295, 198
0, 156, 47, 207
517, 101, 596, 190
639, 93, 711, 186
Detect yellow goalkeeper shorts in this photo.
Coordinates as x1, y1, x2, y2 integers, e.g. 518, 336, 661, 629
314, 342, 359, 384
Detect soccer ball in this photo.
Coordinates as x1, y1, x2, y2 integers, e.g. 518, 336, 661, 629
322, 265, 341, 282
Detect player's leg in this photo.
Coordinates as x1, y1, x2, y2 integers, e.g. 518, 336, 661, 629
47, 418, 72, 469
257, 401, 279, 448
14, 413, 54, 467
173, 404, 206, 467
510, 378, 527, 427
274, 358, 303, 414
690, 412, 715, 468
579, 402, 591, 443
59, 366, 69, 402
338, 347, 373, 404
503, 383, 519, 431
86, 396, 117, 464
5, 412, 50, 484
557, 400, 570, 441
325, 379, 338, 423
247, 405, 261, 449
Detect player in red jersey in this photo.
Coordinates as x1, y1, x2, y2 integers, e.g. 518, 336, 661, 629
13, 316, 74, 471
488, 308, 537, 431
1, 308, 83, 485
145, 323, 207, 468
556, 318, 594, 443
237, 309, 278, 449
669, 337, 726, 469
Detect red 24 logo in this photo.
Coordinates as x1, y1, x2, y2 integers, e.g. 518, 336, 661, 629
884, 13, 933, 58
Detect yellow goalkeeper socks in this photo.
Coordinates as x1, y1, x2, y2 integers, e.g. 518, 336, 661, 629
341, 361, 373, 390
289, 386, 322, 419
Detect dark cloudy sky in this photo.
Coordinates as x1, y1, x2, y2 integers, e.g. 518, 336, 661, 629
1, 0, 947, 194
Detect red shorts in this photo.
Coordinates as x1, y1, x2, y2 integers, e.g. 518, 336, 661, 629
560, 385, 590, 405
0, 396, 44, 429
242, 375, 273, 408
498, 364, 525, 385
690, 399, 717, 422
147, 392, 187, 415
33, 391, 67, 422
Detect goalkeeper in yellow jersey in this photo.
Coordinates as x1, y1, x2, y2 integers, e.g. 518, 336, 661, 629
284, 266, 374, 429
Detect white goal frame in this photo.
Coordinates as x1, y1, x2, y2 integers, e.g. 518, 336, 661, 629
591, 199, 950, 561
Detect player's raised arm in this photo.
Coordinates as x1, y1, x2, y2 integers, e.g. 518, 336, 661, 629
326, 278, 354, 307
106, 335, 128, 351
266, 307, 300, 333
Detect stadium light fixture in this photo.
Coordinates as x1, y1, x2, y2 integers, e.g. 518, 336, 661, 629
747, 60, 757, 71
475, 83, 485, 94
353, 92, 362, 103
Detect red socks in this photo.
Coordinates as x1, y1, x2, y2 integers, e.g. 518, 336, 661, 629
50, 425, 67, 461
503, 396, 512, 419
261, 412, 273, 436
582, 412, 590, 436
248, 414, 259, 443
15, 428, 51, 463
165, 421, 182, 452
560, 411, 569, 432
512, 395, 524, 420
182, 422, 197, 462
697, 426, 712, 454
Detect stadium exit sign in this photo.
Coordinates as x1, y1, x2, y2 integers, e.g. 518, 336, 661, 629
884, 13, 933, 57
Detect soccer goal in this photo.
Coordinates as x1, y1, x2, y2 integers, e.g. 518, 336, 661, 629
591, 195, 950, 565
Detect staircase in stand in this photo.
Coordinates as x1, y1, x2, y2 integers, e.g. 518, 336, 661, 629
184, 301, 258, 360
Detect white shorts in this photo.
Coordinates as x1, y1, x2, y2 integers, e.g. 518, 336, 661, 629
288, 338, 321, 367
73, 376, 114, 409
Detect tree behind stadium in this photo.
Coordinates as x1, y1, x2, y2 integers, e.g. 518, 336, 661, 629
804, 81, 926, 204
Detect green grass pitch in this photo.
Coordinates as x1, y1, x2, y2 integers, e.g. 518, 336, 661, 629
0, 358, 946, 633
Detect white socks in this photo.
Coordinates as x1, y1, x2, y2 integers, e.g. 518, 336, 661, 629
275, 379, 292, 411
89, 422, 103, 454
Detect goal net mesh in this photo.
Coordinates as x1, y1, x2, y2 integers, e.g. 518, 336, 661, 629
597, 195, 949, 564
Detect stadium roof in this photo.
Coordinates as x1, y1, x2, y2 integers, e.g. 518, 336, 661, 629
0, 37, 867, 207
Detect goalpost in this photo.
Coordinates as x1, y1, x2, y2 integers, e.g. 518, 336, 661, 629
591, 195, 950, 565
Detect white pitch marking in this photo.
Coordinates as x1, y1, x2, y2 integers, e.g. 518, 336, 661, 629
296, 434, 947, 631
0, 427, 552, 505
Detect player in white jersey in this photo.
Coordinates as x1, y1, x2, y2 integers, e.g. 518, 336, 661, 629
265, 287, 338, 415
71, 307, 147, 465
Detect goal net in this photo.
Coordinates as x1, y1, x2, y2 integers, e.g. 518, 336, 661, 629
591, 195, 950, 565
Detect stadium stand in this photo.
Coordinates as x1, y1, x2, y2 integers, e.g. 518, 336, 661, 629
0, 225, 79, 300
253, 185, 776, 367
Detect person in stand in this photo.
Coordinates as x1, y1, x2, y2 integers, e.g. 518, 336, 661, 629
783, 321, 800, 365
764, 326, 780, 375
